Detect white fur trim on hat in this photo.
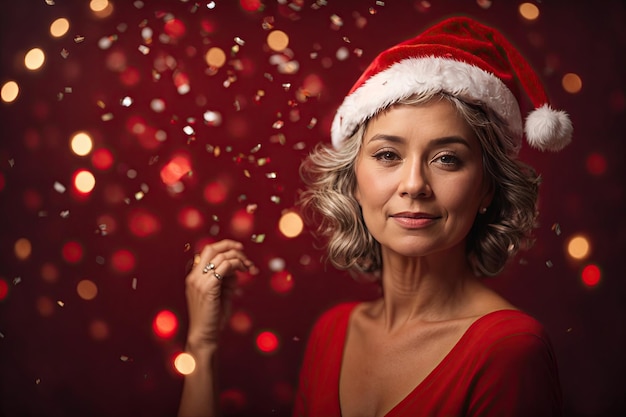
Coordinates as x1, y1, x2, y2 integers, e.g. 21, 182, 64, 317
331, 56, 522, 149
524, 104, 573, 151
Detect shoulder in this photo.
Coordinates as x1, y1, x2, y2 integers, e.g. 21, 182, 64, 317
312, 302, 360, 332
467, 310, 558, 369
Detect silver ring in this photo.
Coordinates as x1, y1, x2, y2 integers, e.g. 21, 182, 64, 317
202, 263, 215, 274
213, 272, 223, 280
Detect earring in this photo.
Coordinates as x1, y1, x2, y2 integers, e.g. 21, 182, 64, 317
479, 207, 487, 214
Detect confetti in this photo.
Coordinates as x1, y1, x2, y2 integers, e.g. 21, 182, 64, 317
53, 182, 66, 193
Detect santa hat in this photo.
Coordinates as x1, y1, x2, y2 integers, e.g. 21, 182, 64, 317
331, 16, 573, 153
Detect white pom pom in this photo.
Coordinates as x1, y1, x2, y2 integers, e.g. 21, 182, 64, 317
524, 104, 573, 151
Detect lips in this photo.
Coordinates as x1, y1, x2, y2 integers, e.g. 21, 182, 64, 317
390, 212, 439, 220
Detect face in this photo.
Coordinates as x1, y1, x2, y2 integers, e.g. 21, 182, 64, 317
354, 99, 492, 260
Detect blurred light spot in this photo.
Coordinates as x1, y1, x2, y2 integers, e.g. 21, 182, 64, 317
336, 46, 349, 61
89, 319, 110, 340
128, 209, 160, 237
178, 207, 204, 230
519, 2, 540, 20
229, 310, 252, 334
0, 278, 9, 301
174, 352, 196, 375
150, 98, 166, 113
153, 310, 178, 338
567, 235, 591, 260
173, 71, 190, 94
62, 240, 83, 264
1, 81, 19, 103
585, 152, 607, 176
562, 73, 582, 94
25, 48, 45, 70
41, 262, 59, 283
70, 132, 93, 156
111, 249, 136, 273
23, 189, 42, 211
240, 0, 263, 12
90, 0, 108, 11
36, 296, 55, 317
268, 257, 285, 272
77, 279, 98, 300
267, 30, 289, 51
50, 17, 70, 37
205, 47, 226, 68
91, 148, 114, 170
581, 263, 601, 288
120, 66, 140, 86
220, 389, 247, 413
164, 18, 186, 39
476, 0, 492, 9
160, 155, 191, 185
270, 270, 294, 294
203, 180, 228, 204
90, 0, 113, 18
106, 50, 127, 72
96, 214, 117, 235
14, 238, 32, 260
278, 211, 303, 238
73, 169, 96, 194
256, 330, 279, 353
203, 110, 222, 126
230, 209, 254, 238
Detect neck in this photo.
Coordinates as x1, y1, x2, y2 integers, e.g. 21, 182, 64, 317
377, 248, 479, 330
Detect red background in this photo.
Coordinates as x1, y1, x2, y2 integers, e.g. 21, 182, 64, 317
1, 1, 624, 416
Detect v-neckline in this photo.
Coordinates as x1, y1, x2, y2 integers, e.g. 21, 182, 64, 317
336, 304, 520, 417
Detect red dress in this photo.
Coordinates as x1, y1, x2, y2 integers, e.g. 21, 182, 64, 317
293, 302, 562, 417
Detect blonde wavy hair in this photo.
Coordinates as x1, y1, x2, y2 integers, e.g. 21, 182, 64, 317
298, 93, 541, 277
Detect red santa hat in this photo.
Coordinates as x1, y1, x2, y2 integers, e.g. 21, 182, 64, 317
331, 16, 573, 153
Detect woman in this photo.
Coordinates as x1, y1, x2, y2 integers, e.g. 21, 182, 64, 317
179, 16, 572, 417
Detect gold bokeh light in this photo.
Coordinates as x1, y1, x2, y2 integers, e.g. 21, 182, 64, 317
562, 73, 583, 94
50, 18, 70, 37
25, 48, 45, 70
519, 3, 540, 21
70, 132, 94, 156
278, 211, 304, 238
267, 30, 289, 52
567, 235, 591, 260
1, 81, 19, 103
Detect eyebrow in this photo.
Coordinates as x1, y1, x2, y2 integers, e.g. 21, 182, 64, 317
366, 134, 472, 149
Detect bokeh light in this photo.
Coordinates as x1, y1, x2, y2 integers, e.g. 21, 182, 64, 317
14, 238, 32, 260
255, 330, 279, 354
72, 169, 96, 194
153, 310, 178, 339
0, 278, 9, 301
203, 180, 228, 204
50, 17, 70, 37
76, 279, 98, 301
585, 152, 607, 176
205, 47, 227, 68
24, 48, 45, 70
240, 0, 263, 12
278, 211, 303, 238
230, 209, 255, 238
110, 249, 136, 273
567, 235, 591, 260
89, 319, 110, 341
41, 262, 59, 283
70, 132, 94, 156
1, 80, 19, 103
128, 209, 161, 237
230, 310, 253, 334
267, 30, 289, 51
174, 352, 196, 375
91, 148, 114, 170
90, 0, 113, 18
62, 240, 83, 264
562, 72, 583, 94
178, 207, 204, 230
36, 296, 55, 317
270, 270, 294, 294
581, 264, 602, 288
160, 155, 192, 186
519, 2, 540, 20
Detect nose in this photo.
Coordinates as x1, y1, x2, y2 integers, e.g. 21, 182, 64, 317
398, 158, 431, 198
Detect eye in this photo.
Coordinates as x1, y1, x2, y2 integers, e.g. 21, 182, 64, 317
433, 153, 462, 167
373, 150, 401, 162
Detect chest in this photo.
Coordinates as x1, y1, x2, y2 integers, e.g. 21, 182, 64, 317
339, 321, 471, 417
